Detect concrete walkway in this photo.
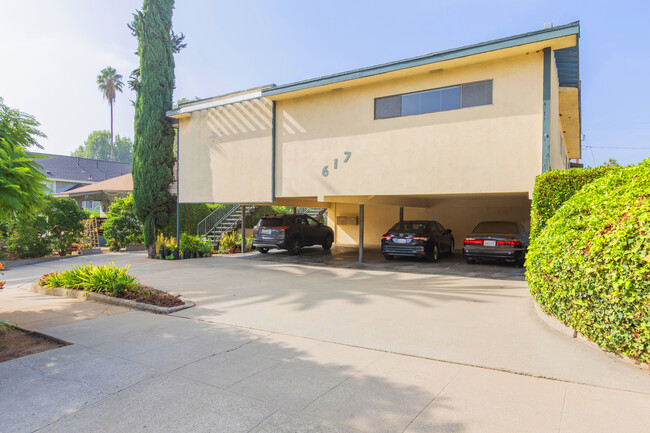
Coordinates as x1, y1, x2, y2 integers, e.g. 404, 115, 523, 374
1, 251, 649, 432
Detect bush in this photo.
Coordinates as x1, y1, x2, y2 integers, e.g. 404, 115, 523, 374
41, 263, 139, 296
530, 166, 615, 240
47, 197, 88, 254
160, 203, 221, 238
526, 159, 650, 364
103, 195, 143, 250
6, 214, 51, 258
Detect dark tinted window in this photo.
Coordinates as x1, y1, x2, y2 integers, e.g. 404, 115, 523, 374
472, 221, 518, 234
259, 218, 284, 227
434, 222, 445, 232
375, 95, 401, 119
375, 80, 491, 120
462, 80, 492, 108
388, 222, 431, 233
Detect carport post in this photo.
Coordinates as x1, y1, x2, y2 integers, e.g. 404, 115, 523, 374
399, 206, 404, 222
359, 204, 364, 263
292, 207, 297, 214
241, 205, 246, 254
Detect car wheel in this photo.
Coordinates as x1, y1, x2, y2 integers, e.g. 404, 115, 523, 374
288, 237, 302, 255
384, 254, 394, 260
322, 235, 333, 251
449, 239, 454, 255
427, 244, 439, 262
258, 247, 269, 254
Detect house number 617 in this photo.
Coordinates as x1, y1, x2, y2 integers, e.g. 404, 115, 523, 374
322, 151, 352, 177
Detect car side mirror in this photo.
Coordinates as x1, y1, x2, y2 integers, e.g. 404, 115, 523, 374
319, 222, 324, 227
446, 229, 452, 234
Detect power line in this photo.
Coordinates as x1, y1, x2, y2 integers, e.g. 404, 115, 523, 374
583, 145, 650, 150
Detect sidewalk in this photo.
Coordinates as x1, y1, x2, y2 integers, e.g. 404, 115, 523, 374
1, 284, 649, 433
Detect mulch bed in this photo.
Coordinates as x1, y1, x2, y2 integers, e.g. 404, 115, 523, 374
116, 286, 184, 308
0, 328, 68, 363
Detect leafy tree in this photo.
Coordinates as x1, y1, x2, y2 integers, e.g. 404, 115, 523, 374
97, 66, 124, 161
0, 98, 48, 219
603, 158, 620, 167
71, 130, 133, 163
103, 194, 143, 251
46, 197, 88, 255
129, 0, 183, 257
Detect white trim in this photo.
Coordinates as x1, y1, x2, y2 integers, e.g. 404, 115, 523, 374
174, 91, 263, 115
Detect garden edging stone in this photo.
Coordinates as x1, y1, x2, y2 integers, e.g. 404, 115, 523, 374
29, 284, 195, 315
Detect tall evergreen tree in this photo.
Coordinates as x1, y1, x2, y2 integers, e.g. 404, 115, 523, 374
129, 0, 181, 257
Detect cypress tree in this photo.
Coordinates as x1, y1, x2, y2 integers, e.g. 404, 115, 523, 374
130, 0, 177, 257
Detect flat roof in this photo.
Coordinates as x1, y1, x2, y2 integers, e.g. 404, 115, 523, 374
262, 22, 579, 98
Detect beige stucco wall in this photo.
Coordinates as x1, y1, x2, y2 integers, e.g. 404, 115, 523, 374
178, 98, 274, 203
275, 52, 544, 200
327, 195, 531, 250
550, 54, 567, 170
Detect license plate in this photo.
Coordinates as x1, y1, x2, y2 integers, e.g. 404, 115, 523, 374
262, 229, 271, 235
395, 239, 407, 244
484, 240, 496, 247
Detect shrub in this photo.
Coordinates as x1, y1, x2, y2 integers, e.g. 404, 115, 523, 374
160, 203, 221, 238
218, 231, 240, 254
530, 166, 615, 240
6, 214, 51, 258
103, 195, 143, 250
47, 197, 88, 254
42, 263, 139, 296
526, 159, 650, 364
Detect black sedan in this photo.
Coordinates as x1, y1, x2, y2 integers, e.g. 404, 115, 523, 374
463, 221, 529, 265
381, 220, 454, 262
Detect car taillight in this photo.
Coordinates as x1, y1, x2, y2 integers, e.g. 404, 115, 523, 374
382, 235, 393, 241
254, 226, 259, 230
464, 238, 483, 245
271, 226, 289, 230
497, 239, 521, 247
412, 236, 429, 241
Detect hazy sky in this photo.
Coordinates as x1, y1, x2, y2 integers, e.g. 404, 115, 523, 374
1, 0, 648, 166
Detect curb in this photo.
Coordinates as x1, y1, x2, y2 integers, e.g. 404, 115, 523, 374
531, 299, 643, 369
3, 255, 93, 268
30, 284, 195, 315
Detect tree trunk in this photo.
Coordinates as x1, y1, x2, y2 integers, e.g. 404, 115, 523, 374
110, 100, 114, 161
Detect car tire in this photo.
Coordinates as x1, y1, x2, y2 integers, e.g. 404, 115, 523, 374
427, 244, 439, 262
322, 235, 333, 251
449, 239, 454, 255
384, 254, 394, 260
258, 247, 269, 254
288, 237, 302, 255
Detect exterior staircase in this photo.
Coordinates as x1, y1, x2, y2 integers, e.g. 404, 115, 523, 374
197, 205, 328, 245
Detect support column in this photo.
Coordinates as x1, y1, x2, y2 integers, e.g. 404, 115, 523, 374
399, 206, 404, 222
359, 204, 364, 263
542, 47, 551, 172
174, 122, 180, 250
241, 205, 246, 254
292, 207, 297, 214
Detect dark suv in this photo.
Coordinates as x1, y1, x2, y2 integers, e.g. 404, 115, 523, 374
253, 214, 334, 255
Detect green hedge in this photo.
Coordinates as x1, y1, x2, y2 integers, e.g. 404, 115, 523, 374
530, 166, 614, 240
160, 203, 220, 237
526, 159, 650, 364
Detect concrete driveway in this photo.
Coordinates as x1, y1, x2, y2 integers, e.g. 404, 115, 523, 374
1, 250, 649, 432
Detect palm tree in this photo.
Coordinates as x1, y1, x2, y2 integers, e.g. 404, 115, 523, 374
97, 67, 124, 161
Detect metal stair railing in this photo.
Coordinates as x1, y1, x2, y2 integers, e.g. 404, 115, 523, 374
200, 204, 259, 245
197, 204, 232, 237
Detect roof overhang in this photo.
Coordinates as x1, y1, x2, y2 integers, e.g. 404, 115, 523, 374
166, 85, 274, 118
262, 22, 580, 100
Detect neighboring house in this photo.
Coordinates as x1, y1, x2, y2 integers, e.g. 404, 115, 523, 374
167, 23, 581, 250
33, 153, 131, 214
53, 173, 133, 217
54, 169, 177, 218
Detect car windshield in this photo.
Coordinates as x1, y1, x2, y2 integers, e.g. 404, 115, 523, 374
258, 218, 284, 227
472, 221, 518, 234
388, 222, 430, 233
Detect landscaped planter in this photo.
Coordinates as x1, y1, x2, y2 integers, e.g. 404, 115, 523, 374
80, 248, 102, 256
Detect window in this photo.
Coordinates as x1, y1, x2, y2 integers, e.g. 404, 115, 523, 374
374, 80, 492, 119
307, 216, 320, 228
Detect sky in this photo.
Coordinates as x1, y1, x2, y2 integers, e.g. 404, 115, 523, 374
1, 0, 649, 167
